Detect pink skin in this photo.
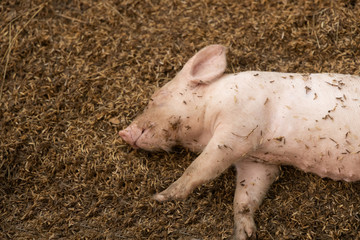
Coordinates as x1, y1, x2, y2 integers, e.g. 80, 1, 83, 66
119, 45, 360, 240
118, 125, 141, 149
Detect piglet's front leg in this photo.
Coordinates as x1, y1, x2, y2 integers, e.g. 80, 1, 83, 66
154, 134, 254, 202
232, 161, 279, 240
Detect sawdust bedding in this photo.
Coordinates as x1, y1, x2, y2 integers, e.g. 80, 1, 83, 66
1, 0, 360, 239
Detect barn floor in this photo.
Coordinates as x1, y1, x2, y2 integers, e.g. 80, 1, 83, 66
1, 0, 360, 239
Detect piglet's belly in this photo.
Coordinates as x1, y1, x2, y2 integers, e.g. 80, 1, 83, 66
249, 149, 360, 182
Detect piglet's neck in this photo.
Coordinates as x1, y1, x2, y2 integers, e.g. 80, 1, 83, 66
173, 84, 216, 152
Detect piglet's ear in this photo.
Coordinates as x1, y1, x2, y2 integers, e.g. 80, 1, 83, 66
182, 45, 227, 87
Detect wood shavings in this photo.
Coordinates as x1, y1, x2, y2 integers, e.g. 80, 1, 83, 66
1, 1, 360, 239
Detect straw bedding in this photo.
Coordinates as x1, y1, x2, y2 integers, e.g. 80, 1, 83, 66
1, 0, 360, 239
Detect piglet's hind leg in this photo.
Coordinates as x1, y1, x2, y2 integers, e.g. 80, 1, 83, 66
233, 161, 279, 240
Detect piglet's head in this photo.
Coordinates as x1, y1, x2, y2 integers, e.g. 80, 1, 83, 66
119, 44, 227, 152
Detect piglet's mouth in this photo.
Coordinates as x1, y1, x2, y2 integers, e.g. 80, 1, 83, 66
119, 126, 145, 149
118, 127, 147, 149
132, 129, 148, 149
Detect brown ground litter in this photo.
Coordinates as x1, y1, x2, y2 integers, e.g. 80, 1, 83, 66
1, 0, 360, 239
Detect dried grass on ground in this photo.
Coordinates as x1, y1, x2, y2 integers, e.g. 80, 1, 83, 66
1, 0, 360, 239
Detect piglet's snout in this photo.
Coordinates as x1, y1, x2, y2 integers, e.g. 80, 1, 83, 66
119, 125, 143, 149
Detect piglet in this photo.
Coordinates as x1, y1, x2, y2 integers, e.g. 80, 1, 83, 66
119, 45, 360, 240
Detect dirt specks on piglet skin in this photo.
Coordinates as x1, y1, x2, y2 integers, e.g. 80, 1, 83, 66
168, 116, 182, 131
264, 98, 269, 105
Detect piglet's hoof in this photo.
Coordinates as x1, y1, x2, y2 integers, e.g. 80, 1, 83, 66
153, 193, 168, 202
231, 230, 257, 240
232, 215, 257, 240
153, 181, 190, 202
153, 190, 182, 202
